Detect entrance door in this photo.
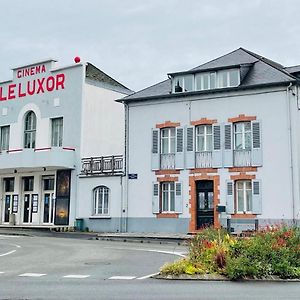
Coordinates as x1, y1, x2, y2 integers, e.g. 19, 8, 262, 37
23, 194, 31, 223
42, 177, 55, 224
22, 177, 34, 224
4, 195, 11, 223
196, 180, 214, 229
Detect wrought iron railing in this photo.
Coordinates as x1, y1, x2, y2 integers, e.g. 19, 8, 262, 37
81, 155, 123, 175
196, 151, 212, 168
234, 150, 251, 167
160, 153, 175, 170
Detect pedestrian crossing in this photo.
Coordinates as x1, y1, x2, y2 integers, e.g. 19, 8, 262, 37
0, 271, 156, 280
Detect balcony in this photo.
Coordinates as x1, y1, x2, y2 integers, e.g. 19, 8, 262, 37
195, 151, 212, 168
234, 150, 251, 167
81, 155, 123, 176
160, 153, 175, 170
0, 147, 76, 172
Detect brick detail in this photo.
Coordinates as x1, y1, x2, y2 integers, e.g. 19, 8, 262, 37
189, 168, 218, 174
188, 174, 220, 232
157, 175, 178, 182
230, 172, 256, 181
155, 170, 180, 175
228, 114, 257, 123
231, 214, 256, 219
228, 167, 257, 173
191, 118, 217, 126
156, 121, 180, 129
156, 213, 179, 219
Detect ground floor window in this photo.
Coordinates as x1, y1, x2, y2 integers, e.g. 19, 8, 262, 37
161, 182, 175, 212
93, 186, 109, 215
236, 180, 252, 213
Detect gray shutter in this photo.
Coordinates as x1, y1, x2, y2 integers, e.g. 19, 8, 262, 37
252, 180, 262, 214
175, 127, 184, 169
174, 182, 183, 213
151, 128, 160, 170
226, 180, 234, 214
212, 124, 222, 167
152, 182, 160, 213
223, 123, 233, 167
186, 126, 195, 169
251, 121, 262, 166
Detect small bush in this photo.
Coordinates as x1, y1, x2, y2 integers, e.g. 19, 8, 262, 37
160, 259, 204, 276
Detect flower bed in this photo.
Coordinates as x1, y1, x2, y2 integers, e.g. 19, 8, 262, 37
160, 226, 300, 280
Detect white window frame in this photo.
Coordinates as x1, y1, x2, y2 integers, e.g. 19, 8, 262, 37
24, 111, 36, 149
160, 128, 175, 154
195, 125, 213, 152
195, 72, 217, 91
51, 117, 63, 147
0, 125, 10, 151
235, 180, 252, 213
234, 121, 252, 150
93, 186, 110, 216
161, 182, 175, 212
172, 75, 194, 93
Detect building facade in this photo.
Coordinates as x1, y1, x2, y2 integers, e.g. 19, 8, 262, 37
120, 48, 300, 233
0, 59, 131, 229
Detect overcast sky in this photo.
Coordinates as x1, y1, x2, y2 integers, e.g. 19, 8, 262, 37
1, 0, 300, 91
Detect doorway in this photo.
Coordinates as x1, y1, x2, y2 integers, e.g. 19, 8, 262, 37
196, 180, 214, 229
2, 178, 14, 223
42, 176, 55, 224
22, 177, 34, 223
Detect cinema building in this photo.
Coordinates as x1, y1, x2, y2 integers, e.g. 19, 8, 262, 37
0, 59, 131, 228
120, 48, 300, 233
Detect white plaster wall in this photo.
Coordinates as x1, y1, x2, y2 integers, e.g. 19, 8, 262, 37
81, 82, 125, 157
77, 176, 122, 218
127, 87, 295, 221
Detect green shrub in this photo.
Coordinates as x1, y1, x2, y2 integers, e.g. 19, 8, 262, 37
160, 259, 204, 276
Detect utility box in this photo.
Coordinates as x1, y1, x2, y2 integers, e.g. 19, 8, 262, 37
75, 218, 84, 231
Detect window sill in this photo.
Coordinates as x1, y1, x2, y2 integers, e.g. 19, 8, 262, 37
155, 213, 179, 219
89, 215, 111, 219
231, 214, 256, 219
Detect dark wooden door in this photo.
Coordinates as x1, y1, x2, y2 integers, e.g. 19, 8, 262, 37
196, 180, 214, 229
4, 195, 11, 223
23, 194, 30, 223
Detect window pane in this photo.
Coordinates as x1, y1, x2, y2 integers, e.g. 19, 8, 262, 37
237, 190, 244, 211
197, 135, 205, 151
218, 71, 228, 88
161, 137, 168, 153
234, 123, 243, 133
51, 118, 63, 147
162, 191, 168, 211
246, 190, 252, 211
184, 75, 193, 92
170, 137, 175, 153
195, 74, 202, 91
244, 122, 251, 132
173, 77, 183, 93
206, 135, 212, 151
235, 133, 243, 150
210, 73, 216, 89
246, 181, 252, 189
203, 74, 209, 90
206, 125, 212, 134
229, 69, 239, 86
0, 126, 9, 151
245, 132, 252, 150
170, 189, 175, 211
198, 125, 204, 134
236, 181, 243, 189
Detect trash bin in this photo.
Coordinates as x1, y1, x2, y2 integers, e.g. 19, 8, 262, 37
9, 213, 15, 226
75, 218, 84, 231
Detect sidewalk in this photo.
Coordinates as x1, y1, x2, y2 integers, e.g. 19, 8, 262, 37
0, 227, 191, 244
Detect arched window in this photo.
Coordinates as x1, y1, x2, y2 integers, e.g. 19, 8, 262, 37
93, 186, 109, 215
24, 111, 36, 149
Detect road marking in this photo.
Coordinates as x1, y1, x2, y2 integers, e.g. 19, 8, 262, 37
19, 273, 46, 277
63, 275, 90, 279
0, 272, 4, 274
109, 276, 136, 280
137, 272, 159, 280
0, 250, 16, 257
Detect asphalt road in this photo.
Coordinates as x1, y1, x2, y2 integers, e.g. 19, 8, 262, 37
0, 234, 299, 300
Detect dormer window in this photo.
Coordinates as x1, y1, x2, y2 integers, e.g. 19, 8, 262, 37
172, 68, 240, 93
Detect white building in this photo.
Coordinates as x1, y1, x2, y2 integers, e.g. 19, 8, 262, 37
0, 58, 131, 229
119, 48, 300, 233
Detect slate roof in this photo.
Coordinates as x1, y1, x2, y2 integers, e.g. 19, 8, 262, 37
86, 63, 133, 95
121, 48, 297, 102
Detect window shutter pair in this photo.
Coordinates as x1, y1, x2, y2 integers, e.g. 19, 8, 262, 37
151, 128, 184, 170
186, 124, 222, 169
152, 182, 183, 213
226, 180, 262, 215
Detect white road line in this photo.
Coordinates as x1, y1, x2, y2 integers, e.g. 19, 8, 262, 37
19, 273, 46, 277
0, 250, 16, 257
137, 272, 159, 280
109, 276, 136, 280
63, 275, 90, 279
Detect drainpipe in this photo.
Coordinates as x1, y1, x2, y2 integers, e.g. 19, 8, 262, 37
286, 82, 296, 224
